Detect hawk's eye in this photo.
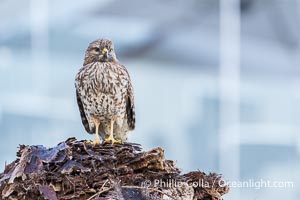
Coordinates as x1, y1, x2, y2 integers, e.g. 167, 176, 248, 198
110, 48, 114, 52
94, 47, 100, 52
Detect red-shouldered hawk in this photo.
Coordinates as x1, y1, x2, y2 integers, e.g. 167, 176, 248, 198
75, 38, 135, 145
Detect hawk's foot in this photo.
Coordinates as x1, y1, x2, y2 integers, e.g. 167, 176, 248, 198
92, 138, 101, 146
103, 137, 121, 144
85, 138, 101, 146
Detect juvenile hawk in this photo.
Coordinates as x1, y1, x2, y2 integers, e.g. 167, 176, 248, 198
75, 38, 135, 145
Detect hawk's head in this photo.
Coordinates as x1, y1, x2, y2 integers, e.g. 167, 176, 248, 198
83, 38, 117, 65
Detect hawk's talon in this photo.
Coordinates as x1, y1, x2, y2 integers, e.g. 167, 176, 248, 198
92, 138, 101, 146
103, 137, 121, 144
85, 140, 93, 144
85, 139, 101, 146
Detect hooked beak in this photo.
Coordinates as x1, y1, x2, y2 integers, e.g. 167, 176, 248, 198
102, 47, 109, 58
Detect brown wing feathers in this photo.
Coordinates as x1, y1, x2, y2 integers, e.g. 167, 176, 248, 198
126, 83, 135, 130
76, 90, 94, 134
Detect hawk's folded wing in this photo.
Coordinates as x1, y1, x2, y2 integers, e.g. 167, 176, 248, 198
76, 90, 94, 134
126, 80, 135, 130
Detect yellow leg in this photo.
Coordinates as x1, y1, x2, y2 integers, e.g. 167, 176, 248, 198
92, 118, 101, 145
104, 119, 121, 144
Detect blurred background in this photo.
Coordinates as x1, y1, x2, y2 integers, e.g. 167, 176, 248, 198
0, 0, 299, 199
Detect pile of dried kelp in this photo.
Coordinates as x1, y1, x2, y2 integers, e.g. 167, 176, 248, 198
0, 138, 229, 200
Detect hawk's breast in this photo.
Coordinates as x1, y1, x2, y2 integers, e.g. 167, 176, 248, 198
75, 62, 129, 121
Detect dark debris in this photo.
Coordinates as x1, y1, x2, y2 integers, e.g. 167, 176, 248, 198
0, 137, 229, 199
